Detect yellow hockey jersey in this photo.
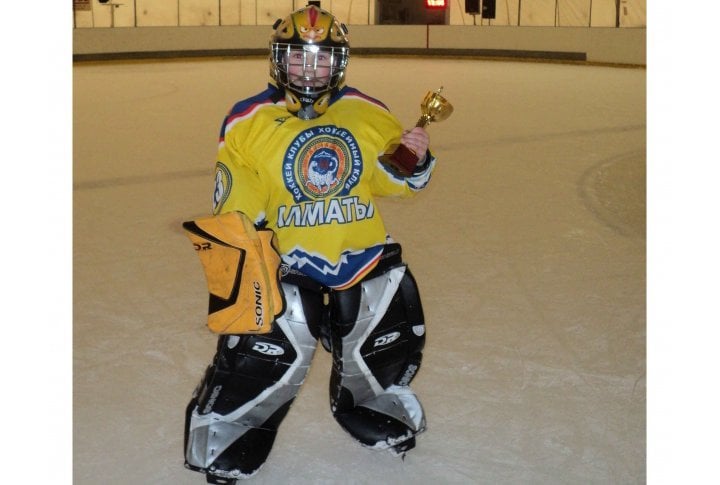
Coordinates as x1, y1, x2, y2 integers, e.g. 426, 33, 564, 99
212, 85, 436, 289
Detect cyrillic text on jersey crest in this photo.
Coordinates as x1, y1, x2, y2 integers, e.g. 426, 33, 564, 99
283, 125, 362, 202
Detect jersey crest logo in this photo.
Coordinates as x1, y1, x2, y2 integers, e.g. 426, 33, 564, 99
305, 147, 341, 196
283, 126, 362, 202
213, 162, 232, 214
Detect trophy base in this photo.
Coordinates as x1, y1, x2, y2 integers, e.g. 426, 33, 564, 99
382, 144, 419, 177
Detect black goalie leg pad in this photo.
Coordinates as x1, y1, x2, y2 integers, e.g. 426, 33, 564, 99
328, 262, 427, 453
184, 284, 318, 481
186, 393, 293, 482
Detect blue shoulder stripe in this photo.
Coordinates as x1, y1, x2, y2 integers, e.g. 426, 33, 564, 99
338, 86, 390, 111
228, 86, 280, 115
218, 86, 282, 141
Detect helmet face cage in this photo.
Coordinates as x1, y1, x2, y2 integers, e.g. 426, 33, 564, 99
271, 43, 349, 96
269, 5, 350, 100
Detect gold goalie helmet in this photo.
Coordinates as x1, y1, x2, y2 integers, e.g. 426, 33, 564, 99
270, 5, 350, 119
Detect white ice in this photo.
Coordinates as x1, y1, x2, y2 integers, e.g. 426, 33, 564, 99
73, 56, 646, 484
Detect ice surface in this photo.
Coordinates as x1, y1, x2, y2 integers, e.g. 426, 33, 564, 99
73, 57, 646, 484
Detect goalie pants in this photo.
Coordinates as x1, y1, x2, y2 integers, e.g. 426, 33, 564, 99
184, 244, 427, 481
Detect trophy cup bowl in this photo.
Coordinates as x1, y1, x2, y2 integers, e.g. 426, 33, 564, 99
385, 87, 454, 176
419, 89, 454, 126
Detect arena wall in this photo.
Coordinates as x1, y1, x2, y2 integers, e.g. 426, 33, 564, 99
73, 24, 645, 65
73, 0, 646, 28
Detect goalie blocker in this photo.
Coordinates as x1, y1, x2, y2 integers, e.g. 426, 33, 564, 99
183, 211, 285, 334
183, 238, 427, 483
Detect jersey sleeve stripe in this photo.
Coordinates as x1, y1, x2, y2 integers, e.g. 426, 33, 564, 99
219, 89, 282, 143
341, 87, 390, 111
223, 100, 273, 136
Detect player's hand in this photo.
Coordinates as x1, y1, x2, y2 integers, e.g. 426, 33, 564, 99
401, 127, 429, 163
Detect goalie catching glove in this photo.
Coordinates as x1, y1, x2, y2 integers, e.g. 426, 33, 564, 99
182, 211, 285, 334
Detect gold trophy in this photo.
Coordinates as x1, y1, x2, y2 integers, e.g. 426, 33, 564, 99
384, 87, 454, 176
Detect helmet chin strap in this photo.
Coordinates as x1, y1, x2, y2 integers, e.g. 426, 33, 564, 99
284, 89, 332, 120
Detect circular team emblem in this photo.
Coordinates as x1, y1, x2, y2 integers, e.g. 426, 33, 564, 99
213, 162, 232, 213
284, 126, 362, 202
